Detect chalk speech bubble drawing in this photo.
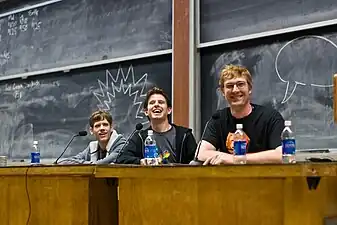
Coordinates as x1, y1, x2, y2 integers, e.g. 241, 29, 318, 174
275, 35, 337, 104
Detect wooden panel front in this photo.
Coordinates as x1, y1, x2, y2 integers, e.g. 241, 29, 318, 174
0, 166, 118, 225
0, 176, 30, 225
0, 176, 90, 225
118, 176, 337, 225
198, 178, 284, 225
119, 178, 198, 225
283, 177, 337, 225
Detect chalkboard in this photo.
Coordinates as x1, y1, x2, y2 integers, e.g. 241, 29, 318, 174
200, 0, 337, 43
0, 0, 172, 77
0, 54, 172, 160
201, 26, 337, 150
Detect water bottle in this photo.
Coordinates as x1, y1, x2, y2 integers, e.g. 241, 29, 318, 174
31, 140, 40, 164
233, 124, 247, 164
144, 130, 159, 165
281, 120, 296, 164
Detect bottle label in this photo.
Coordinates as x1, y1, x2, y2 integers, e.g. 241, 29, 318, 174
144, 145, 158, 158
31, 152, 40, 164
234, 141, 246, 156
282, 139, 296, 155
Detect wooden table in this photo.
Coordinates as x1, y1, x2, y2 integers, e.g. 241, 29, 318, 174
1, 163, 337, 225
0, 165, 118, 225
96, 163, 337, 225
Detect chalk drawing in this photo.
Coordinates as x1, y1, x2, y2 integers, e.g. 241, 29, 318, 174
93, 65, 149, 125
275, 35, 337, 103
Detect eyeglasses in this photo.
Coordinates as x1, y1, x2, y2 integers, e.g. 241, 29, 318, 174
224, 81, 247, 90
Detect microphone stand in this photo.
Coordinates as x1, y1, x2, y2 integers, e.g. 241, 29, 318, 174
54, 134, 79, 164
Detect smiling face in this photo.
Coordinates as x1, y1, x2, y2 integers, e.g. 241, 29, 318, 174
219, 65, 253, 110
222, 77, 251, 108
89, 111, 113, 145
144, 93, 172, 121
90, 119, 112, 143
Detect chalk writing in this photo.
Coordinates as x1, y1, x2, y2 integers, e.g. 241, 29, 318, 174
0, 8, 43, 65
28, 9, 39, 17
7, 14, 17, 36
5, 80, 41, 92
19, 14, 28, 32
0, 51, 11, 65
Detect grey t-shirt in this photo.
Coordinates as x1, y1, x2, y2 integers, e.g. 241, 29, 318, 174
153, 126, 177, 163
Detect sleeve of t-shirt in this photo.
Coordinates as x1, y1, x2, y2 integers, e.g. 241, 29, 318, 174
201, 118, 219, 149
267, 110, 285, 149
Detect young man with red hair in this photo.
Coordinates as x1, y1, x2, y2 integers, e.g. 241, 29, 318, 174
198, 65, 285, 165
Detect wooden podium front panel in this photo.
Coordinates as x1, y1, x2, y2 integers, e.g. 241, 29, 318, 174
197, 178, 284, 225
0, 166, 118, 225
118, 178, 284, 225
0, 175, 31, 225
114, 165, 337, 225
26, 176, 91, 225
0, 175, 90, 225
118, 178, 198, 225
199, 177, 337, 225
283, 177, 337, 225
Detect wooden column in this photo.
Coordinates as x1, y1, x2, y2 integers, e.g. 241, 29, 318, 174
332, 74, 337, 123
172, 0, 190, 127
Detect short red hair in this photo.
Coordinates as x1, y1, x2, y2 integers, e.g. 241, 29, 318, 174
219, 64, 253, 90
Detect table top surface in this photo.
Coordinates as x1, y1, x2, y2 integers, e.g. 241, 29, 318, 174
0, 162, 336, 178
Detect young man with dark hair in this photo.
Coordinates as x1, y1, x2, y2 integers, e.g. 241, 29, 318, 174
58, 110, 126, 164
198, 65, 285, 165
117, 87, 197, 165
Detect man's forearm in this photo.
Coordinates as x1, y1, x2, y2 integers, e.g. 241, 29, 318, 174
246, 147, 282, 163
198, 150, 221, 161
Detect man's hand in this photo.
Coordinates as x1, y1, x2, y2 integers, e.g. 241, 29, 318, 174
203, 152, 233, 165
140, 158, 162, 165
140, 159, 147, 165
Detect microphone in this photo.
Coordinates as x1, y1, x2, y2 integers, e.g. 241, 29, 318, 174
54, 131, 88, 164
189, 112, 220, 165
115, 123, 143, 161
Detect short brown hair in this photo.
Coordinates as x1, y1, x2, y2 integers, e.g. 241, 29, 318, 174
143, 87, 172, 109
89, 110, 113, 127
219, 64, 253, 90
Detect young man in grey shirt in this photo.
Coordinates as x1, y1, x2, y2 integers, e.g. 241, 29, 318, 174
58, 110, 126, 164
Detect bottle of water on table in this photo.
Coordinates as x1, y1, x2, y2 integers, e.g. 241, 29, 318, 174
31, 140, 40, 164
233, 124, 247, 164
281, 120, 296, 164
144, 130, 159, 165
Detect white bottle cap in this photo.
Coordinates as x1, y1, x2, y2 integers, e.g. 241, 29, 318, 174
147, 130, 153, 135
236, 124, 243, 129
284, 120, 291, 126
33, 140, 38, 145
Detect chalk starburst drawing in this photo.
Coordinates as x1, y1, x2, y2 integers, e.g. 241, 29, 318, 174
93, 65, 149, 134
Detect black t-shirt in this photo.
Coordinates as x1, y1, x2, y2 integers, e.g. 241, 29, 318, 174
97, 145, 107, 160
153, 126, 177, 163
203, 104, 285, 154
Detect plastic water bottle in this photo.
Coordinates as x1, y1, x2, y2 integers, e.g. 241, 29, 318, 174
31, 140, 40, 164
281, 120, 296, 164
233, 124, 247, 164
144, 130, 159, 165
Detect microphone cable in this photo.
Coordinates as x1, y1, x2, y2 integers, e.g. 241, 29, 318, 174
25, 165, 34, 225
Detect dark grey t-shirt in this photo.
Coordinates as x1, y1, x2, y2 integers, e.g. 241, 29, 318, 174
153, 126, 177, 163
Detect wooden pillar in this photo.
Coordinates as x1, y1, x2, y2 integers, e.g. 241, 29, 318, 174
332, 74, 337, 123
172, 0, 190, 127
